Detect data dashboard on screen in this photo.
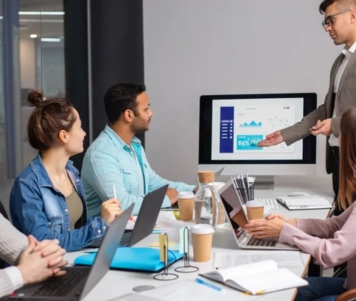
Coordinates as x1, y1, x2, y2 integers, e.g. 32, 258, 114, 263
212, 97, 303, 160
199, 93, 317, 166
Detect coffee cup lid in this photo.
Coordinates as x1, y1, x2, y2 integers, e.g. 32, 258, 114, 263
245, 200, 264, 207
178, 191, 195, 199
190, 224, 215, 234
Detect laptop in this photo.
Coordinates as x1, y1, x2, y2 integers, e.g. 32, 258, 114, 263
2, 204, 135, 301
90, 184, 168, 248
219, 180, 298, 251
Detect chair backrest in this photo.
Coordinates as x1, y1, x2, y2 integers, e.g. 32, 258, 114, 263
0, 200, 9, 269
0, 200, 9, 220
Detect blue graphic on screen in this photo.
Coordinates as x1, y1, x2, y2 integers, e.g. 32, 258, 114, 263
237, 135, 263, 150
239, 120, 262, 127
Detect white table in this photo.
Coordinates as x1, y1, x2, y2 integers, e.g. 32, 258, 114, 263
65, 177, 334, 301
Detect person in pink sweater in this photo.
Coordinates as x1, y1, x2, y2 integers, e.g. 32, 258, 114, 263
245, 106, 356, 301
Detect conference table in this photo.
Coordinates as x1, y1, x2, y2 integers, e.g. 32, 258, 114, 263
65, 176, 334, 301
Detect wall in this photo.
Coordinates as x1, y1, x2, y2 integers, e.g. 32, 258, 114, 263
143, 0, 341, 184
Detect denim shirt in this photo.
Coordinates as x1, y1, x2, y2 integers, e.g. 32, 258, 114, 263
10, 154, 108, 252
81, 125, 196, 216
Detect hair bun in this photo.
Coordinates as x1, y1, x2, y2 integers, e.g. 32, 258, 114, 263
28, 90, 46, 107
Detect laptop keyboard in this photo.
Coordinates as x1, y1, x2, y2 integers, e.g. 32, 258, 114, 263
119, 231, 132, 247
247, 236, 278, 247
256, 198, 280, 209
32, 267, 89, 297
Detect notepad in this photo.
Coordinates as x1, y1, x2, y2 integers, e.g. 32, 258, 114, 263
74, 247, 184, 272
276, 196, 332, 210
199, 260, 307, 295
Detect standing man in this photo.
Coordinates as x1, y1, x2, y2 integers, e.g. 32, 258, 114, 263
259, 0, 356, 214
81, 83, 196, 216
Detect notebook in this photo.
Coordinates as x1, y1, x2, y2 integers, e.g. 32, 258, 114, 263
276, 195, 333, 210
199, 260, 307, 295
75, 247, 184, 272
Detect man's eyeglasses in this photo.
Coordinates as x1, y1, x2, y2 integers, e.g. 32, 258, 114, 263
322, 9, 351, 29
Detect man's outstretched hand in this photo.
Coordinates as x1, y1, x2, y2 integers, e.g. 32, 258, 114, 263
258, 130, 284, 147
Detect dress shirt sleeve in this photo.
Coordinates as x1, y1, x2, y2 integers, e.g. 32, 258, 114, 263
278, 203, 356, 268
85, 149, 147, 215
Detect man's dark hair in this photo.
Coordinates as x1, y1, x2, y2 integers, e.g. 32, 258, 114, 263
319, 0, 336, 14
104, 83, 146, 124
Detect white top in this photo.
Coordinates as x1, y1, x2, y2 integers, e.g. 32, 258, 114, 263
329, 41, 356, 146
4, 267, 23, 292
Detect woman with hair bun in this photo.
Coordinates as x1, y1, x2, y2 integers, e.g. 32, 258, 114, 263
10, 91, 123, 252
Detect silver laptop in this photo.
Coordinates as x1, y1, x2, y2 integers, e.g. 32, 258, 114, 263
2, 204, 134, 301
219, 180, 298, 251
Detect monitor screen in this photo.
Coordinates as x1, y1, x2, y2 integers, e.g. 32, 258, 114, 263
199, 93, 317, 166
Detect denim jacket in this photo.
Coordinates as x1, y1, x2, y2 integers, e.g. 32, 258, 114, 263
10, 154, 108, 252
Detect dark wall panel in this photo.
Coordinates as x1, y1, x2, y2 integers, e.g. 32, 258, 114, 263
64, 0, 89, 171
90, 0, 145, 144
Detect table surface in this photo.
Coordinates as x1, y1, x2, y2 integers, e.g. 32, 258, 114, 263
64, 177, 334, 301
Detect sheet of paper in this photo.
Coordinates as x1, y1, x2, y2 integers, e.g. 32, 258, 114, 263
213, 251, 304, 269
139, 280, 258, 301
159, 234, 168, 264
154, 211, 191, 232
149, 241, 177, 248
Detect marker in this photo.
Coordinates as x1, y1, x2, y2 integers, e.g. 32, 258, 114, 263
195, 278, 222, 291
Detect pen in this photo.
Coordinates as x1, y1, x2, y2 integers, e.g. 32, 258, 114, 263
112, 185, 117, 200
195, 278, 222, 291
244, 290, 265, 295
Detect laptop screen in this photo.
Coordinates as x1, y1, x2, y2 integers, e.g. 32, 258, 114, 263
219, 180, 248, 230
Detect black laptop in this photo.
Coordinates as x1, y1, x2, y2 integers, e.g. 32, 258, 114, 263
90, 184, 168, 248
2, 204, 134, 301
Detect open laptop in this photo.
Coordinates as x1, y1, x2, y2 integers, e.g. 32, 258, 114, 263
90, 184, 168, 248
2, 204, 134, 301
219, 180, 298, 251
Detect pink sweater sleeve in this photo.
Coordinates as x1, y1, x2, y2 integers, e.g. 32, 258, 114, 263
279, 203, 356, 268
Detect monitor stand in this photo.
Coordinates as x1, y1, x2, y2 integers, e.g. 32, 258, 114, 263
215, 175, 275, 190
253, 176, 275, 190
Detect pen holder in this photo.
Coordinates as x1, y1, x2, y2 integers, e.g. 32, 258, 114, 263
175, 227, 199, 273
153, 233, 179, 281
235, 183, 254, 205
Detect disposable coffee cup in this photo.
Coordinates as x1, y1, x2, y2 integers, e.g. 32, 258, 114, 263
246, 200, 264, 221
178, 192, 195, 221
191, 224, 214, 262
230, 209, 248, 228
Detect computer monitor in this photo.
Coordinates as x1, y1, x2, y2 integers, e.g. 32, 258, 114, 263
199, 93, 317, 184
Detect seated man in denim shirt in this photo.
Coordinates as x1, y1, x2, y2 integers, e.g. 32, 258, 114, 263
82, 83, 196, 216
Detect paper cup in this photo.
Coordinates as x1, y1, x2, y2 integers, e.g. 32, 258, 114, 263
198, 170, 215, 184
246, 200, 264, 221
191, 224, 214, 262
231, 209, 248, 228
178, 192, 195, 221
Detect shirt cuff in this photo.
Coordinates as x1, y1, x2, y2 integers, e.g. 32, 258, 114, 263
4, 267, 24, 292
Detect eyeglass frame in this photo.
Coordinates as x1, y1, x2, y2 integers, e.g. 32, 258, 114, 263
322, 8, 351, 29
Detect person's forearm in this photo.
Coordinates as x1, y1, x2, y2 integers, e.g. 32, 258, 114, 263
0, 215, 28, 265
0, 269, 22, 298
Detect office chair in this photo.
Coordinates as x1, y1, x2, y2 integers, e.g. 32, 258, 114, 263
0, 200, 9, 269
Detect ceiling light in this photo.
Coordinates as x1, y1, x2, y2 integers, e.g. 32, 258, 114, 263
41, 38, 61, 42
30, 34, 37, 38
19, 11, 65, 16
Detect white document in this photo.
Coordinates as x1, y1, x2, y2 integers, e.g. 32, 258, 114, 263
139, 280, 258, 301
213, 251, 304, 269
277, 196, 332, 210
125, 211, 189, 231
